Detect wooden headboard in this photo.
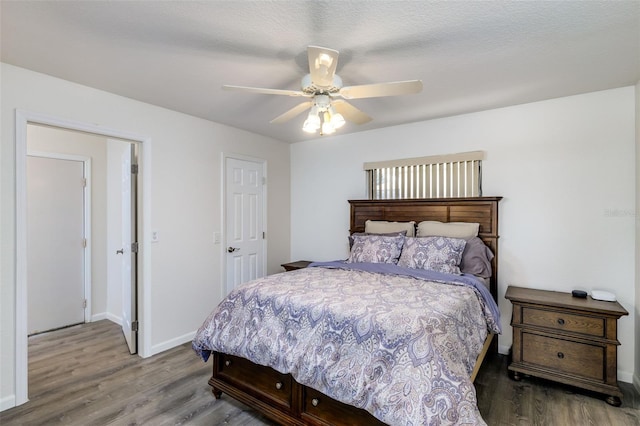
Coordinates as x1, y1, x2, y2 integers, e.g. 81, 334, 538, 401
348, 197, 502, 302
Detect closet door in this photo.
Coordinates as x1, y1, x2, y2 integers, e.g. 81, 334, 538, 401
27, 155, 85, 334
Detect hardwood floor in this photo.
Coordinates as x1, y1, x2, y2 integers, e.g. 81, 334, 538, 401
1, 320, 638, 425
475, 350, 639, 426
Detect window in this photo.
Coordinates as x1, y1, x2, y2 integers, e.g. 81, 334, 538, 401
364, 151, 484, 199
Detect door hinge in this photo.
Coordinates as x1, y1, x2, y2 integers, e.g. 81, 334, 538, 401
263, 231, 266, 239
132, 321, 139, 332
131, 164, 139, 174
82, 178, 87, 188
262, 177, 266, 185
82, 238, 87, 248
83, 299, 87, 309
131, 242, 139, 253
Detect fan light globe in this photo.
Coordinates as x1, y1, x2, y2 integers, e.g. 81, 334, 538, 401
328, 106, 345, 129
303, 118, 320, 133
331, 113, 345, 129
303, 107, 321, 133
321, 112, 336, 134
322, 122, 335, 134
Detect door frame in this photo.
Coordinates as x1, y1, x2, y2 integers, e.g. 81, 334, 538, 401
14, 110, 152, 405
221, 153, 267, 298
26, 151, 93, 324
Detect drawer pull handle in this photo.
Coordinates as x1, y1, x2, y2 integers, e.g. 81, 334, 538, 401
224, 360, 231, 367
557, 352, 565, 359
557, 318, 565, 325
275, 382, 283, 390
311, 398, 319, 407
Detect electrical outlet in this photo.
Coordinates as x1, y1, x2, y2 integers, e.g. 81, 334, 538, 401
152, 230, 159, 242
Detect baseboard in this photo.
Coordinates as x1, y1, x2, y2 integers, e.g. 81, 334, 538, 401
149, 330, 196, 356
91, 312, 122, 325
498, 343, 510, 356
633, 372, 640, 394
618, 370, 634, 384
91, 312, 107, 322
105, 312, 122, 326
0, 394, 16, 412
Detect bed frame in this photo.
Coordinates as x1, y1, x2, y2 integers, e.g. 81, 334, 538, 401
208, 197, 501, 426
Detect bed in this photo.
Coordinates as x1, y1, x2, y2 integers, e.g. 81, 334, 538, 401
193, 197, 502, 425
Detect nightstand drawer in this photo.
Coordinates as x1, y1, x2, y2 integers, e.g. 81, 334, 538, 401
522, 307, 604, 337
522, 332, 604, 381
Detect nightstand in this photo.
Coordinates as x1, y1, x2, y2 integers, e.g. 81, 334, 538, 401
505, 285, 628, 406
280, 260, 312, 271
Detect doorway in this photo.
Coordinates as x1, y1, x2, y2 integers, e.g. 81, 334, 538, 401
26, 126, 139, 348
14, 111, 151, 405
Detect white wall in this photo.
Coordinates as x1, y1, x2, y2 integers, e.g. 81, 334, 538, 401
635, 81, 640, 394
291, 87, 637, 383
0, 63, 291, 409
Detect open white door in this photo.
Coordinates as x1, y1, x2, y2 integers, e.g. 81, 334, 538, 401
120, 144, 137, 354
225, 157, 265, 294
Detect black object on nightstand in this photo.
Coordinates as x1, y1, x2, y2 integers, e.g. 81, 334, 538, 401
281, 260, 312, 271
571, 289, 588, 298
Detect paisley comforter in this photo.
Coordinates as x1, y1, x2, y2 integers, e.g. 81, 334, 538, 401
192, 262, 501, 425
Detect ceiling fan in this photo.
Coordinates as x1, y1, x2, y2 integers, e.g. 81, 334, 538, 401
222, 46, 423, 135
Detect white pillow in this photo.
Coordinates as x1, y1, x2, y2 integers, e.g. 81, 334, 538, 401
416, 221, 479, 240
365, 220, 415, 237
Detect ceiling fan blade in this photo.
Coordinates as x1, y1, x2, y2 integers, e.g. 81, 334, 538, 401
339, 80, 423, 99
270, 101, 313, 124
307, 46, 339, 87
223, 85, 307, 97
332, 100, 372, 125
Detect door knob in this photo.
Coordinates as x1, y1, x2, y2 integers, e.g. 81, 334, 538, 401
116, 249, 124, 254
227, 247, 240, 253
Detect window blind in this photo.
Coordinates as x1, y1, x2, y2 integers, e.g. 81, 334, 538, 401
364, 151, 484, 200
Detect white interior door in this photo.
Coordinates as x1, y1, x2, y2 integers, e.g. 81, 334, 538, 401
225, 157, 265, 294
120, 144, 137, 354
27, 156, 85, 334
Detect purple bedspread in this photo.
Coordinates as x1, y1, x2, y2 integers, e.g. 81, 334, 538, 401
193, 263, 501, 425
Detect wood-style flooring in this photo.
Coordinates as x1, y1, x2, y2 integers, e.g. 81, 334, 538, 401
1, 320, 638, 425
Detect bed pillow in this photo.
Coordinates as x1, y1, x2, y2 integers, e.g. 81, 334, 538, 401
348, 230, 407, 249
460, 236, 494, 278
397, 236, 467, 275
365, 220, 416, 237
347, 234, 405, 264
416, 220, 479, 240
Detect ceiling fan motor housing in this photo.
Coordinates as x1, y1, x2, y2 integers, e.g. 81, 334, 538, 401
301, 73, 343, 95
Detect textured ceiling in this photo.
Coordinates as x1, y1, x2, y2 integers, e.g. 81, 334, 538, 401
2, 1, 639, 143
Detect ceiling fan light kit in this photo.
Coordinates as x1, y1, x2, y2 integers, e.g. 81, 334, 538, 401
302, 95, 345, 135
223, 46, 422, 136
